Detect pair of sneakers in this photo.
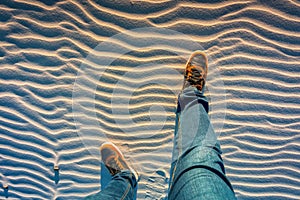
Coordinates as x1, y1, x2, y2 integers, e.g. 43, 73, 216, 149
101, 51, 208, 180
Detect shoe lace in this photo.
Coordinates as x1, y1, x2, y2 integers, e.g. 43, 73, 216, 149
185, 63, 205, 91
106, 155, 126, 175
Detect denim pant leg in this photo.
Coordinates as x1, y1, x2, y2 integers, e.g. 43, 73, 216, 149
85, 170, 136, 200
168, 86, 236, 200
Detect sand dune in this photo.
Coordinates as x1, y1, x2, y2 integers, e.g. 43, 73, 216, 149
0, 0, 299, 199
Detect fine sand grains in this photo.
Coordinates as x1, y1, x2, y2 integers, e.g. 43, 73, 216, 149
0, 0, 299, 199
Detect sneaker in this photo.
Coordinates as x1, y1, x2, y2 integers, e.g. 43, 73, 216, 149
182, 51, 208, 92
100, 142, 138, 181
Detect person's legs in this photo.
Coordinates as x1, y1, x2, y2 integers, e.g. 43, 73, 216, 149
168, 51, 236, 199
85, 143, 138, 200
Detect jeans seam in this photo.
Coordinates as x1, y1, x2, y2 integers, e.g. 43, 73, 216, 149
169, 160, 178, 191
120, 182, 131, 200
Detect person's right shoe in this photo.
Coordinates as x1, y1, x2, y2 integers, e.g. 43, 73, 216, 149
100, 142, 138, 181
182, 51, 208, 93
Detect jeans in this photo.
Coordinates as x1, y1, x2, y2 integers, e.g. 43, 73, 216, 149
85, 86, 236, 200
85, 171, 137, 200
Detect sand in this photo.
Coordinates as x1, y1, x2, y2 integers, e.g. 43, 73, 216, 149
0, 0, 299, 199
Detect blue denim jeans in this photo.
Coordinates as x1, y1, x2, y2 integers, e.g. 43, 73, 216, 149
86, 86, 236, 200
85, 170, 137, 200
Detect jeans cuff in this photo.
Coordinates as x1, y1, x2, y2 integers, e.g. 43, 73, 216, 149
177, 86, 209, 113
113, 170, 137, 188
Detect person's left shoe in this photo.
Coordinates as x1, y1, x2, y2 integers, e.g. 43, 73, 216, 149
100, 142, 138, 181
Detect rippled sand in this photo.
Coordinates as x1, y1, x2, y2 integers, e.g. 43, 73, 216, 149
0, 0, 299, 199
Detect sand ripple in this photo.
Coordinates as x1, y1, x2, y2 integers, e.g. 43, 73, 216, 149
0, 0, 299, 199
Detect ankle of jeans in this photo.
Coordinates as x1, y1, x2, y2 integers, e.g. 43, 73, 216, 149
177, 86, 209, 113
116, 170, 137, 188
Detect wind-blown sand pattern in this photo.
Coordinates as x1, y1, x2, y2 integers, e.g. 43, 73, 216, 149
0, 0, 300, 199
